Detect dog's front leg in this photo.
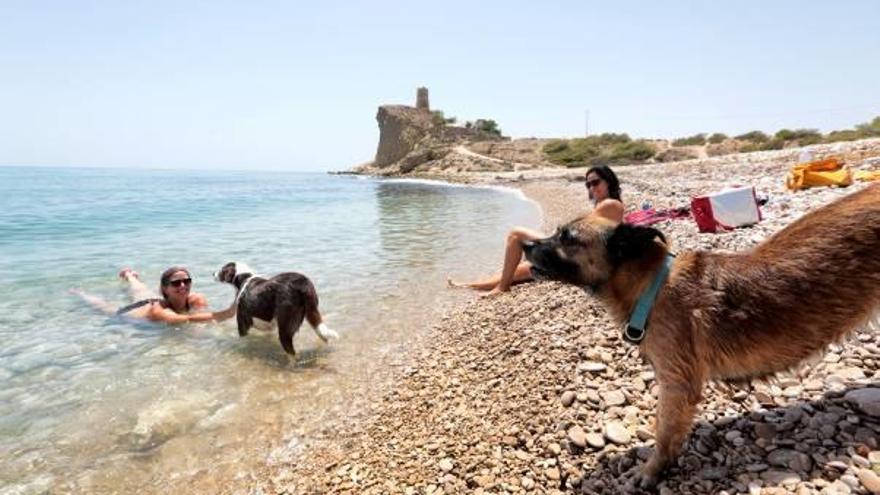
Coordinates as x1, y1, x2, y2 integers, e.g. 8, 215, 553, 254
237, 312, 253, 337
632, 381, 701, 490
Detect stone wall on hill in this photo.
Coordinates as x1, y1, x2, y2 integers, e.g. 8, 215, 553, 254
372, 108, 504, 170
373, 105, 435, 167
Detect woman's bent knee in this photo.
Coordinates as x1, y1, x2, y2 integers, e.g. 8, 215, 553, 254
507, 228, 529, 244
507, 227, 542, 244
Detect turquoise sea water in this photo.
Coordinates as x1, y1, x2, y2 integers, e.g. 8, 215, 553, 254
0, 166, 541, 493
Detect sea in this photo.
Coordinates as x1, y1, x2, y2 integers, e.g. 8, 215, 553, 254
0, 166, 541, 494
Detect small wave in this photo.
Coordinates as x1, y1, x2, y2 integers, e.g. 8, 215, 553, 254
379, 177, 536, 203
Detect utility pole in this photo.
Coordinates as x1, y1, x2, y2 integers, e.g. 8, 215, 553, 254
585, 109, 590, 137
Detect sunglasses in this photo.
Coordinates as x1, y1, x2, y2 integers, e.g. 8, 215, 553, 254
585, 178, 603, 189
166, 278, 192, 288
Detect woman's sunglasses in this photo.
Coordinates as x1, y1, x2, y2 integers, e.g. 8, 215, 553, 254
585, 178, 603, 189
167, 278, 192, 288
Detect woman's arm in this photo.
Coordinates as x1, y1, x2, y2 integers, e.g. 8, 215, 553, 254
149, 301, 236, 325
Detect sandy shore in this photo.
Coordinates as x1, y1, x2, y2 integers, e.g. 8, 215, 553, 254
252, 141, 880, 494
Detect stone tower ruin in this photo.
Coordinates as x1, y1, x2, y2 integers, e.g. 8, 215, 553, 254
416, 87, 430, 111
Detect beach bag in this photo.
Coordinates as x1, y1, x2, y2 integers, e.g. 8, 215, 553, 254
785, 157, 853, 191
690, 186, 762, 233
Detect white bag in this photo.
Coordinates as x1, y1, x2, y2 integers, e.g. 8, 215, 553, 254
690, 186, 762, 233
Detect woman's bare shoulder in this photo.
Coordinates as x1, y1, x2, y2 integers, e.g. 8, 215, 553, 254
189, 293, 208, 309
594, 199, 624, 222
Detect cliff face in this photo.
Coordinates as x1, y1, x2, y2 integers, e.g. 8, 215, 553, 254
359, 100, 508, 176
373, 105, 435, 167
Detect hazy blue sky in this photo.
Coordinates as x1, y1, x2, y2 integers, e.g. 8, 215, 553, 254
2, 1, 878, 171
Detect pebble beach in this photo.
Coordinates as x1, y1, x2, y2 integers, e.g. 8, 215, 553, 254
252, 140, 880, 495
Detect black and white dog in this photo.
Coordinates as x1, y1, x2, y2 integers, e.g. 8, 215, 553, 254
214, 262, 338, 355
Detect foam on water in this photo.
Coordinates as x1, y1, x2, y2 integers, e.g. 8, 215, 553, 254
0, 166, 541, 493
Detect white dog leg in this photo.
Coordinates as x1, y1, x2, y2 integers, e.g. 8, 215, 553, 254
313, 323, 339, 342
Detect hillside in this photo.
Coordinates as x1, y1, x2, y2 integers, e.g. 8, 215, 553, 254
351, 89, 880, 177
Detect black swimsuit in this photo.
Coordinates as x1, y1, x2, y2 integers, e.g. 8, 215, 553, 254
115, 298, 192, 315
115, 298, 163, 315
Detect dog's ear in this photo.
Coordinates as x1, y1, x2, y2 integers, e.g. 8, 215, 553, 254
606, 224, 666, 265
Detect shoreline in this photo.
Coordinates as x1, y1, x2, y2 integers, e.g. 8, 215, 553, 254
254, 140, 880, 494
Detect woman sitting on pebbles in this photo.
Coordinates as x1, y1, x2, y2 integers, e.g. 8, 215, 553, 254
72, 266, 236, 324
449, 165, 624, 296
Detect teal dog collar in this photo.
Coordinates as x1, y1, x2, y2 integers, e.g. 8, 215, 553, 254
623, 253, 675, 344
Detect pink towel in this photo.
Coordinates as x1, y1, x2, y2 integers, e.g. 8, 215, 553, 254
624, 207, 691, 226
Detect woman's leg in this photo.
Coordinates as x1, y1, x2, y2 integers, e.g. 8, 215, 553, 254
448, 227, 544, 293
119, 268, 156, 301
489, 227, 541, 294
69, 289, 118, 315
447, 274, 501, 291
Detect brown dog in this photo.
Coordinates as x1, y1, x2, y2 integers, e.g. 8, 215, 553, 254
522, 183, 880, 489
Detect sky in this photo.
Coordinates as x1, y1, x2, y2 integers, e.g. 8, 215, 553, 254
1, 1, 879, 171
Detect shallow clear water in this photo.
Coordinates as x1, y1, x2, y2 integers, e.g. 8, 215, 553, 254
0, 166, 540, 493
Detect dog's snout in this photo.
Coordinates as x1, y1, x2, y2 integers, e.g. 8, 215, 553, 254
521, 239, 536, 253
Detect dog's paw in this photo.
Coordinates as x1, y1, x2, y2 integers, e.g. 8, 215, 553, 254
317, 324, 339, 342
625, 467, 660, 493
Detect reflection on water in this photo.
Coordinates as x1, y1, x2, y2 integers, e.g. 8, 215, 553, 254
0, 169, 540, 494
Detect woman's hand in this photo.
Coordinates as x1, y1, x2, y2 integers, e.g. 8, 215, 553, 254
150, 301, 236, 325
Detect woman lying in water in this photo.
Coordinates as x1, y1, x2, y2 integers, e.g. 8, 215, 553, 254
448, 165, 625, 296
72, 266, 235, 324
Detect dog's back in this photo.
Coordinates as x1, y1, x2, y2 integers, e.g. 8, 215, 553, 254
687, 184, 880, 378
238, 272, 323, 354
242, 273, 317, 321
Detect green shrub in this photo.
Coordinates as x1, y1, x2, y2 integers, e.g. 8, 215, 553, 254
824, 129, 863, 143
542, 136, 654, 167
672, 133, 706, 146
775, 128, 821, 145
774, 129, 795, 141
588, 133, 631, 146
707, 133, 728, 144
735, 130, 770, 143
474, 119, 502, 136
608, 140, 656, 162
542, 140, 569, 154
740, 138, 788, 152
542, 138, 603, 166
564, 139, 602, 165
760, 138, 786, 151
432, 111, 456, 126
797, 132, 822, 146
543, 133, 640, 166
855, 116, 880, 137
